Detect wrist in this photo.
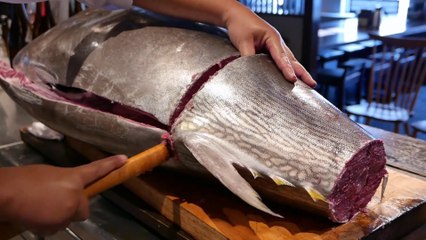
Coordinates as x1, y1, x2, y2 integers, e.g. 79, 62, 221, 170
221, 1, 250, 28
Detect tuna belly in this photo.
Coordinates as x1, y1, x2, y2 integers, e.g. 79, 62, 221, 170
0, 62, 167, 155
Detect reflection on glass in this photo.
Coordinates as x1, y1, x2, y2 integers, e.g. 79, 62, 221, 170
343, 18, 359, 42
378, 0, 409, 35
239, 0, 305, 15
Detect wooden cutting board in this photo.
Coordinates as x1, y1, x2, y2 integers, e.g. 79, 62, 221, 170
20, 126, 426, 240
117, 166, 425, 240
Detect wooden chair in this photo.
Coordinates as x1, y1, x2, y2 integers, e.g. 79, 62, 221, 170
317, 63, 364, 110
346, 34, 426, 134
412, 120, 426, 138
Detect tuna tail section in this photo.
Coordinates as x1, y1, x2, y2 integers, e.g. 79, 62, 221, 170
179, 131, 282, 217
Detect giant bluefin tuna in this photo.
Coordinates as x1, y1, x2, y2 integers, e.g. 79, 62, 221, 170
0, 9, 387, 223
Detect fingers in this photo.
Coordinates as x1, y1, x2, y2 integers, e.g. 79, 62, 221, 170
291, 60, 317, 88
282, 45, 317, 88
237, 38, 256, 56
266, 33, 297, 82
263, 33, 317, 88
266, 38, 297, 83
277, 44, 316, 88
76, 155, 128, 186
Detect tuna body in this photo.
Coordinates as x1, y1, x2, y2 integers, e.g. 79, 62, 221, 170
0, 9, 387, 222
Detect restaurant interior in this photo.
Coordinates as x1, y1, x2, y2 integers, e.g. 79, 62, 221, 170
241, 0, 426, 140
0, 1, 425, 240
1, 0, 425, 141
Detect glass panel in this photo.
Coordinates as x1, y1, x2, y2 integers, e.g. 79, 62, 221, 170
349, 0, 400, 15
239, 0, 305, 15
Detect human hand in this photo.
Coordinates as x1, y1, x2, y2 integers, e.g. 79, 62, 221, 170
0, 155, 127, 236
223, 4, 317, 88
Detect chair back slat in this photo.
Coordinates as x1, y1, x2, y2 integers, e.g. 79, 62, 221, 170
382, 45, 396, 104
399, 51, 416, 109
389, 47, 402, 104
401, 48, 425, 111
395, 50, 411, 108
367, 41, 378, 103
408, 49, 426, 112
367, 34, 426, 114
376, 44, 387, 104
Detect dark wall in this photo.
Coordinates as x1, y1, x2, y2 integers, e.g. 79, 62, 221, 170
322, 0, 342, 12
257, 14, 304, 61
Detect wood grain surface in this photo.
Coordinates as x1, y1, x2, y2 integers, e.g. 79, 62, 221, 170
362, 124, 426, 177
117, 166, 425, 240
15, 126, 426, 240
64, 126, 426, 240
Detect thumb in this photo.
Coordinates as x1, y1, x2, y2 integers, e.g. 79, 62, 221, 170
76, 155, 128, 186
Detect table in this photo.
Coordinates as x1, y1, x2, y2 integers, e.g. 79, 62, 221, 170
12, 124, 426, 240
319, 16, 426, 49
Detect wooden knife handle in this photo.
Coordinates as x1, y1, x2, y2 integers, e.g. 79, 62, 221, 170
0, 144, 169, 238
84, 143, 170, 198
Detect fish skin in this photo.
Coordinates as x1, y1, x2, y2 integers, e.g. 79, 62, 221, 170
173, 55, 387, 221
0, 62, 167, 154
0, 9, 387, 223
13, 9, 239, 125
175, 55, 374, 193
70, 26, 238, 124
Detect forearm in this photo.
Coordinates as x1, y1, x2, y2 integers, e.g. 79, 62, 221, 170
133, 0, 249, 28
1, 0, 249, 28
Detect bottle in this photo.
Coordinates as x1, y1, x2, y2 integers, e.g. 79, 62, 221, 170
0, 14, 10, 61
0, 14, 9, 46
8, 4, 28, 61
32, 1, 55, 39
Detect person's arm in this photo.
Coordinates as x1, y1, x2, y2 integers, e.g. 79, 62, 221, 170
0, 155, 127, 236
134, 0, 316, 88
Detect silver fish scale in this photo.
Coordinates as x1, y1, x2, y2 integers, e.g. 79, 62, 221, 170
72, 26, 238, 124
14, 10, 126, 84
1, 80, 166, 156
175, 55, 373, 194
13, 9, 239, 125
1, 8, 386, 221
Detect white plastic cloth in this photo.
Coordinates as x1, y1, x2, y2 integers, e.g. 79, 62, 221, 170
27, 122, 64, 140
